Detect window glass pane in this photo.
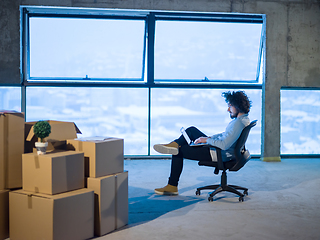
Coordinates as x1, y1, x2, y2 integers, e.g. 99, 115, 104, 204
26, 87, 148, 155
0, 87, 21, 111
151, 89, 261, 155
281, 90, 320, 154
30, 18, 145, 80
155, 21, 262, 82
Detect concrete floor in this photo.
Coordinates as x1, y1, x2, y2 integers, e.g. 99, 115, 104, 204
96, 158, 320, 240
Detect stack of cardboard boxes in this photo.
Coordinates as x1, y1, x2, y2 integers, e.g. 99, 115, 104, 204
0, 112, 128, 240
67, 137, 128, 237
10, 150, 95, 240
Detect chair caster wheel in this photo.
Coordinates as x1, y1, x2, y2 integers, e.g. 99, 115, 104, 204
208, 196, 213, 202
239, 196, 244, 202
195, 190, 200, 195
244, 190, 248, 195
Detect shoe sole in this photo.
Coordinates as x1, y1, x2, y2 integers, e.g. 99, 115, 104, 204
153, 144, 178, 155
154, 189, 179, 195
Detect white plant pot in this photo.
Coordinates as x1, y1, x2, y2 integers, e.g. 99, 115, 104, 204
35, 142, 48, 155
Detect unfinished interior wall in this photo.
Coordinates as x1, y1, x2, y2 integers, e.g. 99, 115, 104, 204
0, 0, 20, 84
0, 0, 319, 160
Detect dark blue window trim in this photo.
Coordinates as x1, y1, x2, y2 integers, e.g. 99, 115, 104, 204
21, 6, 264, 86
20, 6, 264, 156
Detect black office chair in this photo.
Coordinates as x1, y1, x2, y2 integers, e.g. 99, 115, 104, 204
196, 120, 257, 202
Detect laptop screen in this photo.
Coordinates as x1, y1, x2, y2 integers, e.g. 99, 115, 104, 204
180, 127, 192, 144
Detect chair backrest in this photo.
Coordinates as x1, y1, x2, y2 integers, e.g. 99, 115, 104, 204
229, 120, 257, 171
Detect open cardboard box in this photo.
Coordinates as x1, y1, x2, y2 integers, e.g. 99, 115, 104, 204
0, 111, 25, 189
25, 120, 81, 153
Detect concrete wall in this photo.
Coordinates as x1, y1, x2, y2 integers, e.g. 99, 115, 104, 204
1, 0, 319, 160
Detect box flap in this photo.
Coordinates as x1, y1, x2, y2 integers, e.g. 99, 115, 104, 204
46, 120, 81, 134
0, 111, 24, 118
26, 120, 81, 141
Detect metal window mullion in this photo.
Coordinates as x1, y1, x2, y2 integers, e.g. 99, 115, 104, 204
21, 86, 26, 120
141, 19, 147, 82
255, 19, 265, 82
147, 13, 155, 86
147, 13, 155, 155
147, 87, 151, 155
21, 8, 29, 118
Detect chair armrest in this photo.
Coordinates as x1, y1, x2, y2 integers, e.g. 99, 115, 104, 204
210, 146, 225, 173
197, 146, 225, 174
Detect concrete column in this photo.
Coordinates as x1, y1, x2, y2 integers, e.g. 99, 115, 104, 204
259, 1, 288, 162
0, 0, 20, 84
287, 3, 320, 87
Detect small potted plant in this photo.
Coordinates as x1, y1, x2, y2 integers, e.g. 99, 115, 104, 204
33, 120, 51, 155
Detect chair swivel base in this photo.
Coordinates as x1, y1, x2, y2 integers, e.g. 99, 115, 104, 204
196, 184, 248, 202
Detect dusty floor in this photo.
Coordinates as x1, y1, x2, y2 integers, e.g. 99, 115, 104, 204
97, 158, 320, 240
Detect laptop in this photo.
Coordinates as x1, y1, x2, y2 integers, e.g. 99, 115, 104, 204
180, 127, 209, 147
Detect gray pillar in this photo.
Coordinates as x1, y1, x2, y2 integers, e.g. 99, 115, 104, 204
260, 2, 288, 162
0, 0, 20, 84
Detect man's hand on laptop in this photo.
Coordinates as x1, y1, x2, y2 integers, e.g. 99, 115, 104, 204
195, 137, 208, 144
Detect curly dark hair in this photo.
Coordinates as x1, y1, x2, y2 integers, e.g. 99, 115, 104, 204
222, 91, 251, 114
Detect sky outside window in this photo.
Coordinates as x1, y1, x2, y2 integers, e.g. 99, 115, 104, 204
26, 87, 149, 155
154, 21, 262, 82
29, 17, 146, 80
281, 90, 320, 154
0, 87, 21, 111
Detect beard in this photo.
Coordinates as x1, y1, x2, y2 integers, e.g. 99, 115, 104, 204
230, 110, 239, 119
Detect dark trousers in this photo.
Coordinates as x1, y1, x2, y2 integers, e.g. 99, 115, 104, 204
168, 126, 213, 187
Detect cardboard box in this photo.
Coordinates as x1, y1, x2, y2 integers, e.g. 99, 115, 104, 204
87, 171, 128, 236
0, 190, 9, 240
67, 137, 124, 178
9, 188, 94, 240
25, 120, 81, 153
0, 111, 24, 189
22, 151, 85, 195
115, 171, 129, 230
87, 174, 115, 236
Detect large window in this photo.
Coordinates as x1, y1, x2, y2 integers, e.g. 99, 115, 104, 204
151, 89, 261, 155
155, 21, 262, 82
24, 7, 264, 84
281, 89, 320, 155
29, 17, 146, 81
19, 6, 264, 156
26, 87, 149, 155
24, 87, 261, 155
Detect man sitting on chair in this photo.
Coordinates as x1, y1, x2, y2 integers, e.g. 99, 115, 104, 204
153, 90, 252, 195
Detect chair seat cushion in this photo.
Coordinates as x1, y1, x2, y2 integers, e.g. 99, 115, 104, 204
198, 159, 237, 170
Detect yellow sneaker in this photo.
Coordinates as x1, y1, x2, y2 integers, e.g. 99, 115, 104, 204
153, 141, 179, 155
154, 184, 179, 195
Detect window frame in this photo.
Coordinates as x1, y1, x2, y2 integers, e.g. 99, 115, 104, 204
280, 87, 320, 157
21, 6, 264, 86
24, 12, 148, 83
152, 14, 264, 84
20, 6, 265, 157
